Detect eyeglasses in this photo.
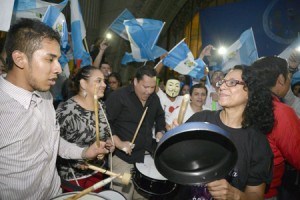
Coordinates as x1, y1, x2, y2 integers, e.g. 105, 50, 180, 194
216, 79, 245, 88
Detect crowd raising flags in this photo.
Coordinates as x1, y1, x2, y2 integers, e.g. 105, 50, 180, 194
5, 3, 293, 79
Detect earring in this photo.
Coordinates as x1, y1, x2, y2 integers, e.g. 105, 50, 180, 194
82, 90, 87, 98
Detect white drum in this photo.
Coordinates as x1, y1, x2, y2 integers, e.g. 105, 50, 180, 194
51, 192, 106, 200
98, 190, 126, 200
132, 154, 176, 196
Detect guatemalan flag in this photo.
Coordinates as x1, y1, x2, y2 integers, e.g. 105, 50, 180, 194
42, 5, 69, 71
221, 28, 258, 73
108, 9, 135, 40
162, 39, 206, 80
42, 6, 68, 49
121, 18, 167, 65
13, 0, 68, 22
70, 0, 91, 68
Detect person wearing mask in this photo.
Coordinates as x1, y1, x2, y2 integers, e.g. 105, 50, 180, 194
0, 18, 107, 200
156, 77, 184, 125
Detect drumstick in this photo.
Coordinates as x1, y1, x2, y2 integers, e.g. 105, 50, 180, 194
66, 176, 117, 200
87, 163, 131, 185
131, 107, 148, 145
94, 84, 100, 147
177, 94, 190, 125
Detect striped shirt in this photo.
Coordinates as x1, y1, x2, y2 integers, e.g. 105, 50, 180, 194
0, 76, 62, 199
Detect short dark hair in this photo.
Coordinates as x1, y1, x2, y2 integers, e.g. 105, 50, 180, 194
135, 65, 156, 81
250, 56, 289, 89
190, 84, 207, 96
5, 18, 60, 71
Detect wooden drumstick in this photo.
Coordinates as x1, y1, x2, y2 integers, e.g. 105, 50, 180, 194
87, 164, 131, 185
177, 94, 190, 125
131, 107, 148, 145
94, 84, 100, 147
66, 176, 117, 200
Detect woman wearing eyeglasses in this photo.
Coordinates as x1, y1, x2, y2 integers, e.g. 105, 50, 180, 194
175, 65, 274, 200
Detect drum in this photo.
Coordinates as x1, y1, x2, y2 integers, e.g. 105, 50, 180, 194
51, 192, 106, 200
98, 190, 126, 200
132, 154, 176, 196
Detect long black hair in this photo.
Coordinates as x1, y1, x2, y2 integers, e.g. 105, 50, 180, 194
237, 65, 274, 133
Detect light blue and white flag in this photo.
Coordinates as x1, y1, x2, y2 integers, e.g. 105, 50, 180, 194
222, 28, 258, 72
13, 0, 68, 22
162, 39, 206, 80
70, 0, 91, 68
121, 18, 166, 64
42, 5, 68, 49
108, 9, 135, 40
42, 5, 69, 71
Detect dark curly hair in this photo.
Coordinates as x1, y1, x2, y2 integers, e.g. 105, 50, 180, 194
236, 65, 274, 133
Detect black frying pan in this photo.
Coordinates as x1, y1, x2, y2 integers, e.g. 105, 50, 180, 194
154, 122, 237, 185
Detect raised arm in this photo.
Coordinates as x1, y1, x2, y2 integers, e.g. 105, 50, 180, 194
93, 39, 109, 68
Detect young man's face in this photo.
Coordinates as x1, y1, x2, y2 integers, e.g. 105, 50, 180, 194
23, 38, 61, 92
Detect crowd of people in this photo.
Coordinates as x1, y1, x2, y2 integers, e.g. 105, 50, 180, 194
0, 18, 300, 200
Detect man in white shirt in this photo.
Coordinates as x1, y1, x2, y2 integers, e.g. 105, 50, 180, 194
0, 18, 107, 200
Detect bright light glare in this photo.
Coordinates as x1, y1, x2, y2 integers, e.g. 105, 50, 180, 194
217, 47, 227, 55
296, 46, 300, 52
106, 33, 112, 39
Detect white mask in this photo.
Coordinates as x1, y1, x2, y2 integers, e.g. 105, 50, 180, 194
165, 79, 180, 97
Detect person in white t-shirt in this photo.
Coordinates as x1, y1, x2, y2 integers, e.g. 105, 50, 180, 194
166, 84, 208, 130
156, 78, 183, 124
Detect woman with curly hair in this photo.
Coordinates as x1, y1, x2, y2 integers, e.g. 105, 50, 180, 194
175, 65, 274, 200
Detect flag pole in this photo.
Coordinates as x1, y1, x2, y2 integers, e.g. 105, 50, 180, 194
151, 22, 165, 49
83, 37, 89, 53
